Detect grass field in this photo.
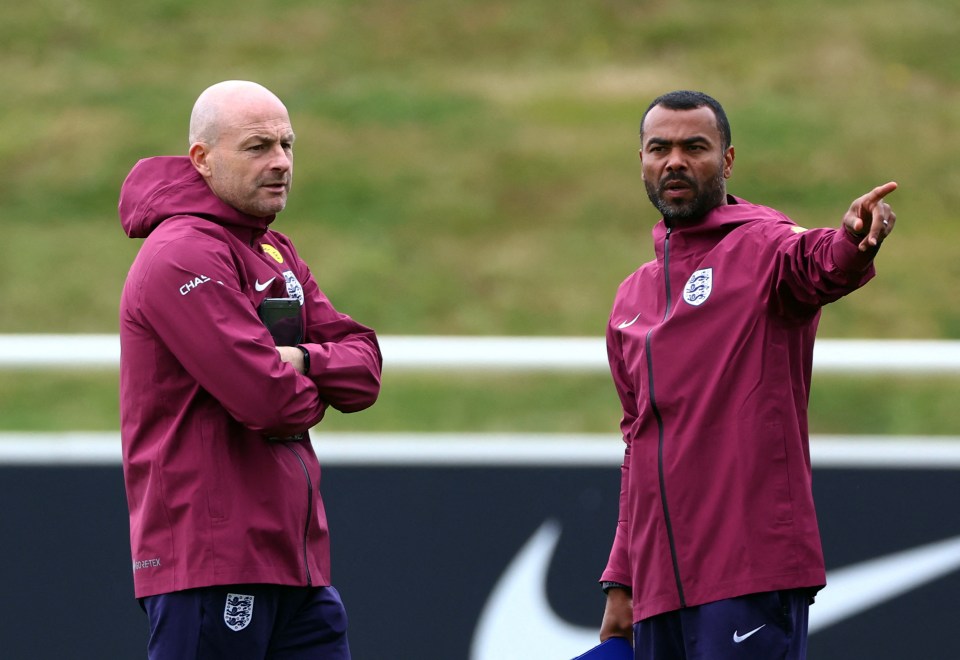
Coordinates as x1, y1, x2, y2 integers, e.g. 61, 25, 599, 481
2, 0, 959, 433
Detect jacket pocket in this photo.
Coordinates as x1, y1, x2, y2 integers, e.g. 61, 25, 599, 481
762, 421, 794, 525
200, 418, 225, 520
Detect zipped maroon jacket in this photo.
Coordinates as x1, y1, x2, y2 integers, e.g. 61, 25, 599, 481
601, 196, 877, 622
118, 156, 381, 599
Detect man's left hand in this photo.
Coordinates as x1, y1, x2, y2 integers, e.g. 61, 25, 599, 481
277, 346, 306, 374
843, 181, 898, 252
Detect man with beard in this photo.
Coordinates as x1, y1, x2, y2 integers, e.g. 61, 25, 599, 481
595, 90, 897, 659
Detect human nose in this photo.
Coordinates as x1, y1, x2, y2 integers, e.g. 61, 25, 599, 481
664, 147, 687, 172
267, 144, 292, 171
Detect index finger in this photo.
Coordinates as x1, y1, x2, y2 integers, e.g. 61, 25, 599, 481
860, 181, 898, 208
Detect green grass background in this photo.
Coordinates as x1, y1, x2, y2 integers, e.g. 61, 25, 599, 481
2, 0, 959, 434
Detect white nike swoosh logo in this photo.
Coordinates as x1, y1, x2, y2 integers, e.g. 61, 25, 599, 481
617, 313, 642, 329
733, 624, 765, 643
469, 521, 960, 660
470, 520, 590, 660
254, 277, 276, 292
809, 533, 960, 632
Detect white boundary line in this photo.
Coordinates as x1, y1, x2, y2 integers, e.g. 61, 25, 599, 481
3, 335, 960, 373
1, 432, 959, 468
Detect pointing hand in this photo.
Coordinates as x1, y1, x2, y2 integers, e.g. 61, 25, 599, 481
843, 181, 898, 252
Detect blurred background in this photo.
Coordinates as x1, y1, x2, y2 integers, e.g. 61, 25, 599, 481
2, 0, 959, 434
3, 2, 960, 658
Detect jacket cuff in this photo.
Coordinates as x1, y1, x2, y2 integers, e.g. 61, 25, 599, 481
832, 226, 878, 274
296, 345, 311, 376
601, 580, 632, 594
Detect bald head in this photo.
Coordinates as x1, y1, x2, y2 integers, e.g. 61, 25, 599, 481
187, 80, 295, 217
188, 80, 289, 147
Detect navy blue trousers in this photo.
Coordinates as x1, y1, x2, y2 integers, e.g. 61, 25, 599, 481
141, 584, 350, 660
633, 590, 810, 660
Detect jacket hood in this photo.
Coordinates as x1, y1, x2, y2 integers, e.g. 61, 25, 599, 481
653, 195, 761, 237
118, 156, 274, 239
653, 194, 790, 240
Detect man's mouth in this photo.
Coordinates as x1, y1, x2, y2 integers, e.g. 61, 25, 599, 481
661, 178, 693, 199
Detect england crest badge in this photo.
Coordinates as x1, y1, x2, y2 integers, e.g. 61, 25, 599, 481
682, 268, 713, 307
283, 270, 305, 304
224, 593, 255, 632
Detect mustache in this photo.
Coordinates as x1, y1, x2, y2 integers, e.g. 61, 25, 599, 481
659, 173, 697, 190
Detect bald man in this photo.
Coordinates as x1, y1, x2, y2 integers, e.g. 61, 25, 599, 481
118, 81, 382, 659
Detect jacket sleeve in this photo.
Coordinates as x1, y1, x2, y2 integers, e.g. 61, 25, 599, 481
295, 259, 382, 413
769, 223, 877, 318
136, 232, 327, 437
600, 319, 635, 588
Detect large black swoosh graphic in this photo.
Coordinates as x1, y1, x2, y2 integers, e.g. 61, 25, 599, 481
470, 521, 960, 660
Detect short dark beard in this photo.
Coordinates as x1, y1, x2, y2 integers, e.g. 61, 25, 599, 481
645, 168, 727, 225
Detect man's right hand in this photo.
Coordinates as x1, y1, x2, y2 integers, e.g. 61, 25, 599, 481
599, 587, 633, 643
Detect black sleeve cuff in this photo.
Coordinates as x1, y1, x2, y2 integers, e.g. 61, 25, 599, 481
296, 345, 311, 374
601, 581, 631, 594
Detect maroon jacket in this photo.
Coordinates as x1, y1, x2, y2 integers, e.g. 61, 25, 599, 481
601, 196, 876, 621
118, 156, 381, 598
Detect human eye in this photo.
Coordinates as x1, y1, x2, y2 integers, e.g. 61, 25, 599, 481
687, 139, 714, 153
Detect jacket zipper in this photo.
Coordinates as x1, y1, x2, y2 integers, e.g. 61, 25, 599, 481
283, 443, 314, 587
645, 225, 686, 607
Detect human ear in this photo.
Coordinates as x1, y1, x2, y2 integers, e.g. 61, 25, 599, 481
189, 143, 213, 177
723, 146, 735, 179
